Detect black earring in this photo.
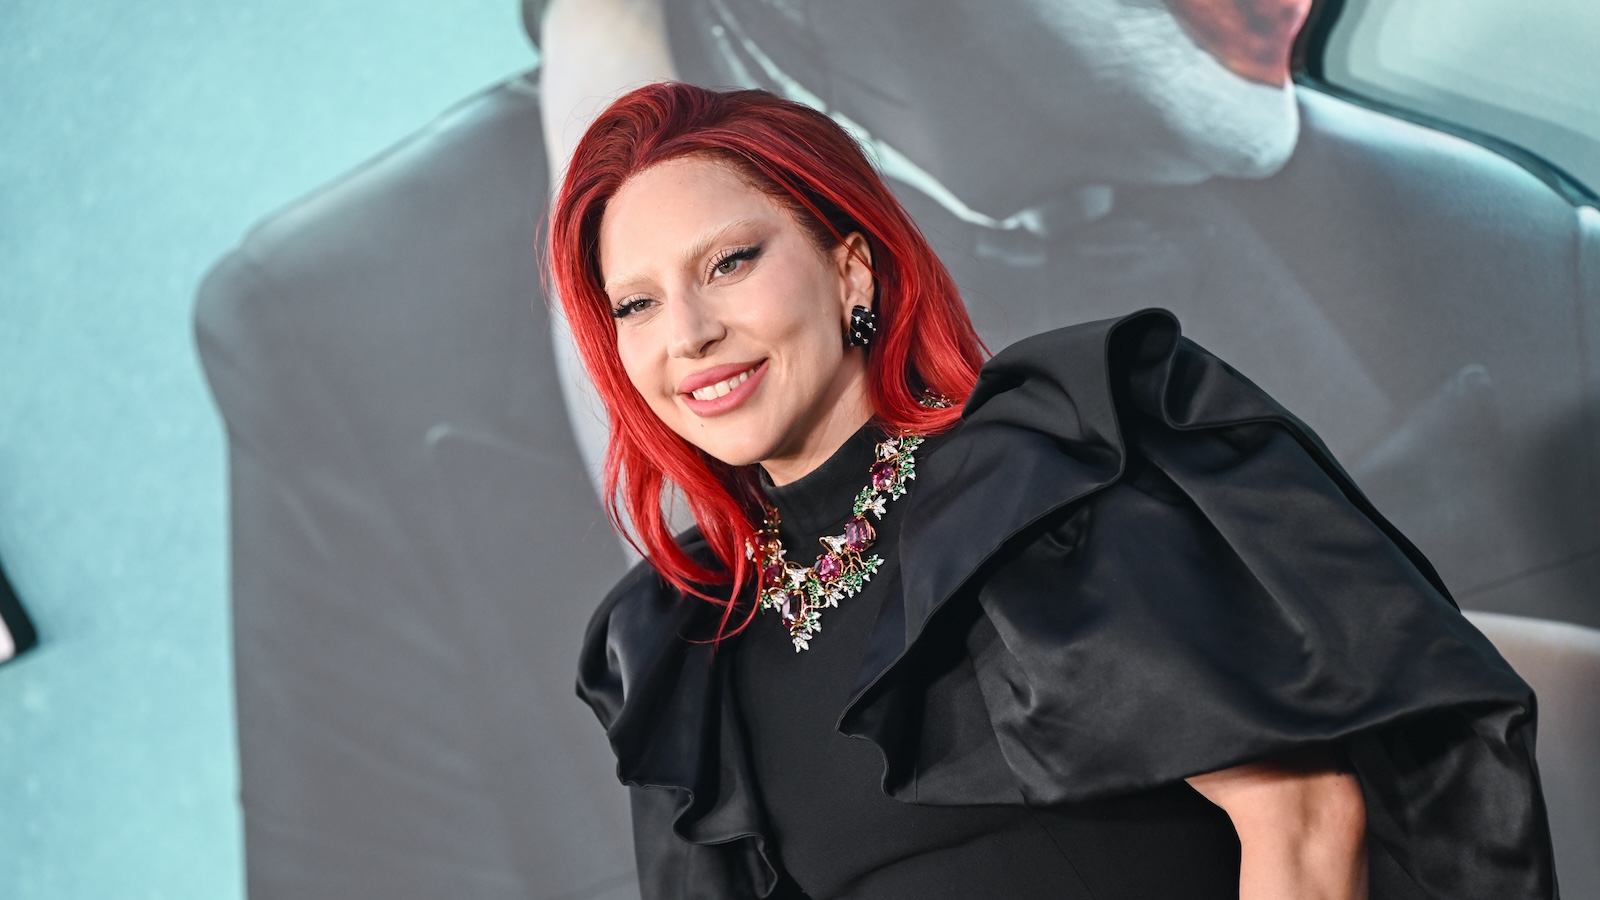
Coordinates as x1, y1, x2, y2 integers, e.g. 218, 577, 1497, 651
847, 305, 878, 348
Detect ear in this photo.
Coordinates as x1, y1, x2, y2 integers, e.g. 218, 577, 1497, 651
833, 232, 875, 323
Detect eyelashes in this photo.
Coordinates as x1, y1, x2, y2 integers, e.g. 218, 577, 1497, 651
707, 244, 761, 279
610, 297, 652, 319
610, 244, 764, 319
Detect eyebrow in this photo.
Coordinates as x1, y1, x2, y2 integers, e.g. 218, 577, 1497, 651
603, 217, 763, 296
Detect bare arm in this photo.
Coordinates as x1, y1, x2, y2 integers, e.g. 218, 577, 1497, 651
539, 0, 677, 178
1185, 747, 1369, 900
539, 0, 679, 550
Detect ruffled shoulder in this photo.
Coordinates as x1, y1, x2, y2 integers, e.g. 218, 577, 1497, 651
576, 532, 783, 897
839, 308, 1553, 898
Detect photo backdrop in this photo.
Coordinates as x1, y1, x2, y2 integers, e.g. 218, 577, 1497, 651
2, 1, 1594, 899
198, 2, 1599, 897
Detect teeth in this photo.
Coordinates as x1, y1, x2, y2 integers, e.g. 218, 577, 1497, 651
690, 367, 756, 402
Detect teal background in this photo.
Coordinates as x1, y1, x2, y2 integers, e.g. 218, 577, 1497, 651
0, 3, 533, 897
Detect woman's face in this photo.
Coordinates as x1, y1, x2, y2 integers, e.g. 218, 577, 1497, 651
598, 156, 876, 482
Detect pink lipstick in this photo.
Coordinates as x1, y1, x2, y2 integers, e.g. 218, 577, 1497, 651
680, 360, 768, 417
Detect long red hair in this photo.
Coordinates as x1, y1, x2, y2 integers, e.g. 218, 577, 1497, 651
547, 82, 985, 635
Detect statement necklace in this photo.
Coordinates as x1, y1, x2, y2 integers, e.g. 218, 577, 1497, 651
750, 433, 925, 652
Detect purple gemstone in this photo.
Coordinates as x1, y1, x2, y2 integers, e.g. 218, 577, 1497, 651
780, 592, 803, 624
762, 563, 783, 589
870, 460, 897, 491
814, 554, 842, 581
845, 516, 875, 551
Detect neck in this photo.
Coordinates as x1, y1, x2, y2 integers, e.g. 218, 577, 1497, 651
759, 385, 875, 487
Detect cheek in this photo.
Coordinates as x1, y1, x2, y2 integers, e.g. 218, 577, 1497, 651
759, 269, 847, 354
768, 313, 845, 398
615, 332, 671, 406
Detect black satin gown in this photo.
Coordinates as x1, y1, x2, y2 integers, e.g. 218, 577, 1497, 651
735, 425, 1240, 898
577, 309, 1556, 899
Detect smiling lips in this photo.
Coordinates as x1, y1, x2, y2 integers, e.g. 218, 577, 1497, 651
680, 360, 769, 416
690, 366, 757, 400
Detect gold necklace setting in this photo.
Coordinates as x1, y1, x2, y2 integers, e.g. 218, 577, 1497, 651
750, 434, 925, 652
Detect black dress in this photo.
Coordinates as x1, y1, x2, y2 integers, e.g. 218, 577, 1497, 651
736, 425, 1240, 898
577, 309, 1556, 899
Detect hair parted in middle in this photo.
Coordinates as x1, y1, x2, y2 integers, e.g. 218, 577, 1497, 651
547, 82, 986, 638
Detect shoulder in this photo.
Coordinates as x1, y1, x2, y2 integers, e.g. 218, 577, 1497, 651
576, 528, 720, 732
588, 527, 718, 628
196, 69, 547, 330
907, 307, 1338, 598
965, 307, 1284, 434
1290, 86, 1580, 226
195, 70, 558, 439
949, 305, 1380, 521
896, 304, 1459, 662
242, 70, 546, 274
1227, 86, 1590, 308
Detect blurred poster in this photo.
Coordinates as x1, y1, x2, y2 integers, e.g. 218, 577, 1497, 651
197, 1, 1598, 897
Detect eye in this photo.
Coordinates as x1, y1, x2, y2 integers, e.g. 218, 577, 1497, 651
610, 296, 656, 319
708, 244, 761, 280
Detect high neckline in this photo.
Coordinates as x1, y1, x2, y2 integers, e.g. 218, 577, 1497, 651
759, 424, 885, 540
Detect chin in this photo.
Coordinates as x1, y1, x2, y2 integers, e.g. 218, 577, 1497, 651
697, 442, 760, 468
671, 422, 774, 470
1145, 62, 1300, 183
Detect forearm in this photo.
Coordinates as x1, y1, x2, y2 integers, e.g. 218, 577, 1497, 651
540, 0, 677, 175
1186, 749, 1368, 900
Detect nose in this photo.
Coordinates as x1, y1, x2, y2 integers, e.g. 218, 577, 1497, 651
666, 293, 726, 360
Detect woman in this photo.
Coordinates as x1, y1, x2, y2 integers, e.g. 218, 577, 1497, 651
551, 83, 1555, 899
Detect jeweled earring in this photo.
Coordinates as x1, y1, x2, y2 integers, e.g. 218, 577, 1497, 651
846, 305, 878, 348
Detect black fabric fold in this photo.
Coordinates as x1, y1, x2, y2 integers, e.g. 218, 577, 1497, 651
841, 308, 1553, 897
578, 541, 782, 897
578, 308, 1557, 899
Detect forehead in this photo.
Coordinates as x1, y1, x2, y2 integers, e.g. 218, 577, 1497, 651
598, 157, 789, 282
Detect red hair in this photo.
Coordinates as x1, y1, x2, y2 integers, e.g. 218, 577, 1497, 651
547, 82, 985, 636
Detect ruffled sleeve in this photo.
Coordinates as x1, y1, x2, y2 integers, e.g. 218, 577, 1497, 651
577, 536, 789, 899
840, 308, 1556, 898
